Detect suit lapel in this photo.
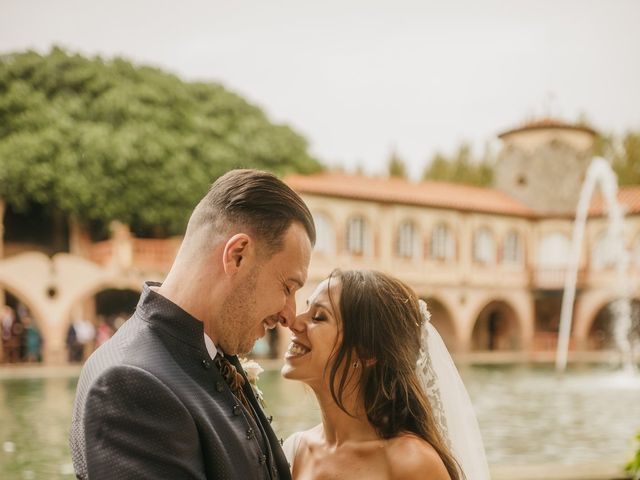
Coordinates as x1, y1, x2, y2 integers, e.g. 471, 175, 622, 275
228, 355, 292, 480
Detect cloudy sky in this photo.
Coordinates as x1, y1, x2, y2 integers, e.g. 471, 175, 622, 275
1, 0, 639, 178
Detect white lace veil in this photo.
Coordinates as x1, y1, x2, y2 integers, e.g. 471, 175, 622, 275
417, 300, 491, 480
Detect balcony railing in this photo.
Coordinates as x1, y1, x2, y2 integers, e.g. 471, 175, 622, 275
86, 237, 180, 272
87, 240, 114, 266
531, 267, 586, 290
532, 332, 576, 351
132, 238, 179, 271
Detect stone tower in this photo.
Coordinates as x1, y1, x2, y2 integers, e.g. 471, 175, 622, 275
494, 118, 597, 215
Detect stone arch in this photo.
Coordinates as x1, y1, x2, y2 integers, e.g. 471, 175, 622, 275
584, 298, 640, 350
0, 284, 46, 363
471, 299, 523, 351
61, 279, 143, 363
421, 296, 460, 352
0, 281, 45, 329
62, 277, 143, 334
0, 252, 51, 328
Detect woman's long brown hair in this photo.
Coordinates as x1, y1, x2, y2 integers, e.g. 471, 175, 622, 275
326, 269, 463, 480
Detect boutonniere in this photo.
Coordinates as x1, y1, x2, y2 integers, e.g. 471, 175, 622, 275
239, 358, 265, 408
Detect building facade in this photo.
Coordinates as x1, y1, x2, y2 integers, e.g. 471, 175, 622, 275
2, 119, 639, 364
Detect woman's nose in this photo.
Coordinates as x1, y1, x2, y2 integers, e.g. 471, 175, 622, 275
287, 311, 308, 333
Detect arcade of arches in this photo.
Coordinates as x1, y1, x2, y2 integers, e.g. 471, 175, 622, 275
0, 247, 634, 365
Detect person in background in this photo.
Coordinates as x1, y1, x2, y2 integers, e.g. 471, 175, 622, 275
95, 317, 114, 348
1, 305, 15, 363
22, 316, 42, 363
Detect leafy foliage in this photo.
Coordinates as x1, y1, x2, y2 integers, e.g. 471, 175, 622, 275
626, 431, 640, 480
595, 132, 640, 186
387, 150, 408, 178
0, 48, 322, 236
422, 143, 494, 187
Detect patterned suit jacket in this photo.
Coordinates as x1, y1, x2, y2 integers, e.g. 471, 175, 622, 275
70, 282, 291, 480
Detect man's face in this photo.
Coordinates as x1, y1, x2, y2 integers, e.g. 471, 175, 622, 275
218, 222, 312, 355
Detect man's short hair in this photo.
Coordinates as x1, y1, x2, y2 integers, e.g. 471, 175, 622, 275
190, 169, 316, 254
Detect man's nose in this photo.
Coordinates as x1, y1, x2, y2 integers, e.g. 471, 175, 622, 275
278, 295, 297, 328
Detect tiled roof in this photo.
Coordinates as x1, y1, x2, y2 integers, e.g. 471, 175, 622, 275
498, 117, 597, 138
590, 186, 640, 216
285, 172, 538, 217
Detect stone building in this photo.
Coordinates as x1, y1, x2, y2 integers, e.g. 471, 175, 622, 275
1, 118, 639, 364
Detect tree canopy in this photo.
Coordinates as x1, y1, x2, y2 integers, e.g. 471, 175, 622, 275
387, 149, 408, 178
0, 47, 322, 236
595, 132, 640, 186
422, 142, 494, 187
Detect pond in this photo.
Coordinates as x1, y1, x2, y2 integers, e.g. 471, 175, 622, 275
0, 365, 638, 479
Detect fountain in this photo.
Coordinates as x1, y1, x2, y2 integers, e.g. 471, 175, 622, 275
555, 156, 635, 372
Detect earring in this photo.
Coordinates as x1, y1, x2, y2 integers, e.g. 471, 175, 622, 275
353, 361, 359, 368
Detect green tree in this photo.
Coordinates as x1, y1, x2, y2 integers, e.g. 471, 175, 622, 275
611, 132, 640, 186
0, 47, 322, 237
387, 149, 407, 178
422, 142, 494, 187
593, 131, 640, 185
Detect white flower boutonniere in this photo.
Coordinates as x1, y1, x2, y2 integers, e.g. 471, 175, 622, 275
240, 358, 265, 408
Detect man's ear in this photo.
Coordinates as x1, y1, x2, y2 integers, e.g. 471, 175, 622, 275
222, 233, 252, 275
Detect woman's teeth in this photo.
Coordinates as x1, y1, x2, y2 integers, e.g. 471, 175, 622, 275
287, 342, 310, 357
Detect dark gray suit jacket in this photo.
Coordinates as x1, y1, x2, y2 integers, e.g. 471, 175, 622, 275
70, 282, 291, 480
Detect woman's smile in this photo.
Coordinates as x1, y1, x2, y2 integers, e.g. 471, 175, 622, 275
285, 339, 311, 359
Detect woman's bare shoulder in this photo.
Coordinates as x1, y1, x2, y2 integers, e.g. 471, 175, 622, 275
385, 433, 451, 480
284, 424, 322, 448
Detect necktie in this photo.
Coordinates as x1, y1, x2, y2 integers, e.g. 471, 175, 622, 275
214, 353, 255, 420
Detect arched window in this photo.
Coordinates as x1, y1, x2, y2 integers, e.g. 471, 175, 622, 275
473, 227, 496, 264
397, 221, 418, 259
537, 233, 571, 268
503, 230, 523, 264
430, 223, 455, 260
312, 212, 335, 255
591, 231, 619, 270
346, 216, 371, 255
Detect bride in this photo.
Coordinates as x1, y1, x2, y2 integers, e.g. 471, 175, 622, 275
281, 269, 490, 480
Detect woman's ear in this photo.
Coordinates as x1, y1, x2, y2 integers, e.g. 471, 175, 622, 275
364, 357, 377, 367
222, 233, 252, 275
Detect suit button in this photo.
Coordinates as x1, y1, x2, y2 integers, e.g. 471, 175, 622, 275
246, 428, 254, 440
202, 360, 211, 369
233, 404, 242, 416
259, 454, 267, 465
216, 381, 225, 392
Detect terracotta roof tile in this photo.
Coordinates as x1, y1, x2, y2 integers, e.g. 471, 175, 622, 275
285, 172, 538, 217
590, 186, 640, 216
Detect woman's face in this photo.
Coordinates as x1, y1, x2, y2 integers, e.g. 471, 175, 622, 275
281, 278, 341, 389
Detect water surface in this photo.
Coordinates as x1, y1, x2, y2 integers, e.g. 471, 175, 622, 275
0, 365, 638, 479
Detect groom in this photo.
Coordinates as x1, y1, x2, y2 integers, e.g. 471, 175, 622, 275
70, 169, 315, 479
